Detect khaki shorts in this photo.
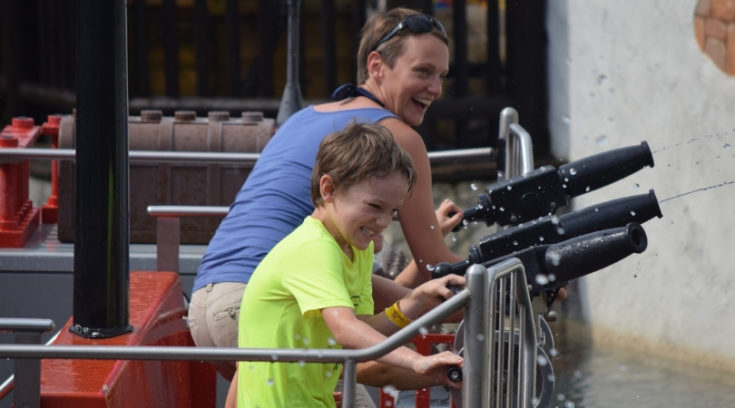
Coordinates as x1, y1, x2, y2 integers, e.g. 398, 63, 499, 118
187, 282, 247, 379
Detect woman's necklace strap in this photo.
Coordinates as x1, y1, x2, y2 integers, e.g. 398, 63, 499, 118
330, 83, 385, 108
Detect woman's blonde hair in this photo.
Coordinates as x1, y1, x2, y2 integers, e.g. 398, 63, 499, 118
356, 8, 449, 84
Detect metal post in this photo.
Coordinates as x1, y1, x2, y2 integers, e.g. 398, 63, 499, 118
70, 0, 132, 338
0, 318, 55, 408
342, 359, 356, 408
463, 263, 491, 408
276, 0, 304, 125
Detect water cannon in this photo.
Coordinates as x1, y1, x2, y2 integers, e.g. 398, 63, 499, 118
455, 141, 654, 230
432, 223, 648, 299
473, 189, 662, 261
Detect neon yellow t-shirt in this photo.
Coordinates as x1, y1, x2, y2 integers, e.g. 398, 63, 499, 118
237, 216, 374, 408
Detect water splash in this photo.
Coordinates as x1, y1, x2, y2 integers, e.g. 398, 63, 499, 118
659, 180, 735, 203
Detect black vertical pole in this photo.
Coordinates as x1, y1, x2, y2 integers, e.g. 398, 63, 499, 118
452, 0, 468, 146
276, 0, 304, 125
70, 0, 132, 338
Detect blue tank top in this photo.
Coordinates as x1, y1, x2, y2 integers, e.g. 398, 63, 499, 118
193, 106, 396, 291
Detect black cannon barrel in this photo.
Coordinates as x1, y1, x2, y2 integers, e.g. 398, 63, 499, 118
455, 141, 654, 229
538, 222, 647, 293
473, 189, 662, 260
559, 141, 654, 197
433, 223, 647, 297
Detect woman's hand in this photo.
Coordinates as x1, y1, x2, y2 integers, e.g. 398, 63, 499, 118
434, 198, 463, 236
398, 274, 465, 319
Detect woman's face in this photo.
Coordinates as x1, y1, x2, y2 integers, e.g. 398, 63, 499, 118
379, 34, 449, 126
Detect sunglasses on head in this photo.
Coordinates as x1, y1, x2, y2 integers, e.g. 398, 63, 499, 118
372, 14, 447, 51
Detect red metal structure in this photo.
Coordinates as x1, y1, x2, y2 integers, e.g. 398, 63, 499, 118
40, 271, 216, 407
0, 117, 42, 247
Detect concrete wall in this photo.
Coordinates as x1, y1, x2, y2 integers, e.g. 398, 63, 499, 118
548, 0, 735, 371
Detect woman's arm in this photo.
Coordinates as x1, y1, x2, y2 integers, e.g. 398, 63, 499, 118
381, 118, 465, 287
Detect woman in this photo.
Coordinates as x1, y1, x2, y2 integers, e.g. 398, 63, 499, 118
187, 7, 465, 385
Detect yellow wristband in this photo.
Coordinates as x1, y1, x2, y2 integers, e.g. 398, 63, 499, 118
385, 301, 411, 328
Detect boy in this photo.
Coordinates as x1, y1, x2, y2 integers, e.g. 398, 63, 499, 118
232, 121, 464, 407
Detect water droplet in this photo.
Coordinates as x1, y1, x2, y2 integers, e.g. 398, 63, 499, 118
430, 224, 435, 230
537, 354, 549, 366
419, 327, 429, 337
597, 74, 607, 84
633, 274, 638, 279
512, 240, 519, 246
548, 251, 561, 266
633, 182, 640, 189
535, 274, 550, 285
451, 236, 457, 242
507, 185, 512, 191
565, 401, 576, 408
724, 143, 731, 149
470, 183, 478, 191
271, 354, 278, 361
327, 337, 337, 346
382, 385, 399, 400
476, 334, 485, 341
557, 227, 565, 235
551, 215, 560, 225
619, 364, 628, 372
499, 207, 505, 212
549, 348, 559, 358
548, 274, 556, 282
561, 115, 571, 125
596, 134, 609, 147
538, 236, 545, 242
585, 186, 591, 192
266, 378, 275, 386
325, 371, 333, 377
569, 168, 577, 176
298, 360, 306, 367
557, 392, 566, 401
630, 211, 636, 216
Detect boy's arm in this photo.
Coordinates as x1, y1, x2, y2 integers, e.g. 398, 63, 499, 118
323, 305, 461, 383
356, 361, 442, 390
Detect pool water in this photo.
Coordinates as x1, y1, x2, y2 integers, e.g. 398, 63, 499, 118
552, 326, 735, 408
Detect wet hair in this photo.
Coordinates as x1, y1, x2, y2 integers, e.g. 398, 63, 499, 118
311, 121, 416, 207
356, 7, 449, 84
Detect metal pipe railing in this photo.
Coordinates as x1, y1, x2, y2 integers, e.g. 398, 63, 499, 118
0, 318, 56, 408
0, 146, 493, 167
0, 284, 473, 408
0, 253, 544, 408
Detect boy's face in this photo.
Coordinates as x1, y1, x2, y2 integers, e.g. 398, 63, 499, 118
324, 173, 409, 254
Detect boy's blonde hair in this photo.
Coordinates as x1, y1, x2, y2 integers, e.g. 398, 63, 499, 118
311, 121, 416, 206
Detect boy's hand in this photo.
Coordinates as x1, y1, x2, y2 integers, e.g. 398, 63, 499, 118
412, 351, 463, 389
435, 199, 463, 236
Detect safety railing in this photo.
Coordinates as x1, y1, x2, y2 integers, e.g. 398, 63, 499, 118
0, 318, 56, 408
0, 261, 544, 408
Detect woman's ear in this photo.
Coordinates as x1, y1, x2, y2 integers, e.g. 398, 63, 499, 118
366, 51, 384, 82
320, 174, 337, 203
